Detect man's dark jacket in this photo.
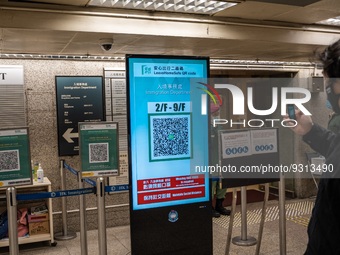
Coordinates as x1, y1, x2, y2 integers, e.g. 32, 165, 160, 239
303, 124, 340, 255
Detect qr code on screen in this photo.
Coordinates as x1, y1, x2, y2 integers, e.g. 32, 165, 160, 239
149, 114, 191, 161
89, 143, 109, 163
0, 150, 20, 172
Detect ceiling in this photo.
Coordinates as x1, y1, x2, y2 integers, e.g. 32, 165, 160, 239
1, 0, 340, 62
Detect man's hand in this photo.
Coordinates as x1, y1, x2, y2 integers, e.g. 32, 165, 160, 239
284, 110, 313, 136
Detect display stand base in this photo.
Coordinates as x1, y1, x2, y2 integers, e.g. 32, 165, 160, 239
232, 236, 257, 246
54, 232, 77, 241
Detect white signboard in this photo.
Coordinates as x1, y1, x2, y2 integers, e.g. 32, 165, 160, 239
251, 129, 278, 155
0, 65, 24, 85
221, 131, 252, 159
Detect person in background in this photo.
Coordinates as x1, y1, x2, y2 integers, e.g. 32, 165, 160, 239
211, 180, 230, 217
286, 39, 340, 255
210, 99, 231, 218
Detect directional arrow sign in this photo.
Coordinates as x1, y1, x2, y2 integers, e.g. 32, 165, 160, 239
62, 128, 79, 143
56, 76, 104, 156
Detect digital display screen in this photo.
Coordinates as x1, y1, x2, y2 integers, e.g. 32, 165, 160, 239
127, 56, 210, 210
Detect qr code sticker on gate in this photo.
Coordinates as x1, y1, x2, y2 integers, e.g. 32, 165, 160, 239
89, 143, 109, 163
149, 114, 191, 161
0, 150, 20, 172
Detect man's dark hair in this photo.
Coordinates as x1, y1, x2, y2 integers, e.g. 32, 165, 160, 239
317, 39, 340, 78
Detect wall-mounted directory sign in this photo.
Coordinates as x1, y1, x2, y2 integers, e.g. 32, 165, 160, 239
104, 68, 129, 192
56, 76, 105, 156
0, 128, 32, 187
127, 56, 210, 210
79, 122, 119, 178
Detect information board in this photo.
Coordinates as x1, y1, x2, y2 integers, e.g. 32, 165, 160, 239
104, 68, 129, 192
0, 65, 26, 129
219, 128, 280, 188
127, 55, 212, 255
79, 122, 119, 178
56, 76, 105, 156
127, 56, 210, 210
0, 128, 32, 187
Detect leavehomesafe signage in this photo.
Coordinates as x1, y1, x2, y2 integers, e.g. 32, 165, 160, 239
56, 76, 105, 156
79, 122, 119, 178
0, 128, 32, 187
0, 65, 24, 85
133, 63, 204, 77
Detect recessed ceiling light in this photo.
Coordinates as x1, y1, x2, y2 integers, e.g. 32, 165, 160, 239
88, 0, 238, 15
316, 16, 340, 26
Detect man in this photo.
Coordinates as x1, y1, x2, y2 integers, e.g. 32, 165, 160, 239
287, 39, 340, 254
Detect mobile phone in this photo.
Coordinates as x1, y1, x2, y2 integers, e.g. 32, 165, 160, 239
287, 104, 296, 120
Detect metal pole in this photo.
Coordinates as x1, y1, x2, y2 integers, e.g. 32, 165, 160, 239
79, 175, 88, 255
97, 177, 107, 255
241, 186, 247, 240
55, 160, 77, 241
225, 188, 237, 255
279, 174, 287, 255
255, 183, 270, 255
6, 187, 18, 255
232, 186, 257, 246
